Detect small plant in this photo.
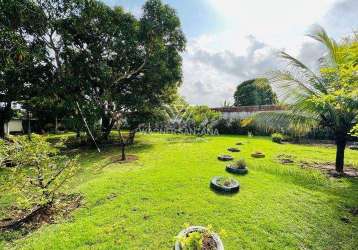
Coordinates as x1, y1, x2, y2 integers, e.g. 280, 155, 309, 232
271, 133, 284, 143
232, 159, 247, 169
176, 224, 223, 250
0, 135, 78, 209
216, 176, 237, 187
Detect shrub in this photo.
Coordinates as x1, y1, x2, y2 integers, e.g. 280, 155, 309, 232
177, 225, 222, 250
216, 176, 237, 187
271, 133, 284, 143
232, 159, 247, 169
0, 135, 78, 208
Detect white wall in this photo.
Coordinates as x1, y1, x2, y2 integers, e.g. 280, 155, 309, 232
222, 112, 254, 120
4, 120, 23, 135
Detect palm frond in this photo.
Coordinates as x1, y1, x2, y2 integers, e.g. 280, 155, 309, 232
251, 111, 319, 136
269, 70, 318, 101
279, 52, 327, 93
307, 25, 339, 67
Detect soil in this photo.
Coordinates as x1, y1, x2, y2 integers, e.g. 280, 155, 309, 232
277, 154, 295, 164
108, 155, 138, 164
299, 161, 358, 178
0, 193, 83, 233
202, 235, 217, 250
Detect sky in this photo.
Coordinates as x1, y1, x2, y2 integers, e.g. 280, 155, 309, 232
103, 0, 358, 107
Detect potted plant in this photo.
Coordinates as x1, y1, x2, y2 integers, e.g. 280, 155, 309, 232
175, 225, 224, 250
226, 159, 248, 175
251, 151, 265, 158
210, 176, 240, 193
217, 155, 233, 161
227, 147, 240, 152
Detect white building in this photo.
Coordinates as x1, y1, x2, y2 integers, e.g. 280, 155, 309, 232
4, 119, 24, 135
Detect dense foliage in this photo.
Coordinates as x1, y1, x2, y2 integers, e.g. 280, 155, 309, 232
234, 78, 278, 106
252, 27, 358, 172
0, 135, 78, 208
0, 0, 186, 141
271, 133, 284, 143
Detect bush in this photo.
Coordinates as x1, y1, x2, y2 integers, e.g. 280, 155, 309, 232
271, 133, 284, 143
213, 118, 271, 136
0, 135, 78, 208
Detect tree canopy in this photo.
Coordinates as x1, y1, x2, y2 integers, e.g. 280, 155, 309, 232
252, 27, 358, 172
0, 0, 186, 140
234, 78, 278, 106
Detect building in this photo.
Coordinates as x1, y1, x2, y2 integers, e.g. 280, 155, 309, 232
1, 102, 25, 135
212, 105, 286, 120
4, 119, 24, 135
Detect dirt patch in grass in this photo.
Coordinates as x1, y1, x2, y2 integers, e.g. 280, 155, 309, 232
277, 154, 295, 164
0, 193, 83, 237
299, 161, 358, 178
108, 155, 138, 164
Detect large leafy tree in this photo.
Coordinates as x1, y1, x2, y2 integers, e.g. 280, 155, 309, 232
234, 78, 278, 106
0, 0, 49, 138
253, 27, 358, 173
62, 0, 185, 140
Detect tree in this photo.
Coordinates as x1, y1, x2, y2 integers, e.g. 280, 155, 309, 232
0, 135, 78, 230
0, 0, 49, 138
252, 27, 358, 173
61, 0, 185, 142
234, 78, 278, 106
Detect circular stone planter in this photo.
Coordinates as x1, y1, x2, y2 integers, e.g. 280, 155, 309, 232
227, 147, 240, 152
251, 152, 265, 158
174, 226, 224, 250
226, 165, 248, 175
210, 176, 240, 193
217, 155, 233, 161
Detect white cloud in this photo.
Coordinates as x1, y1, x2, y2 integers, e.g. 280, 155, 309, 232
180, 0, 358, 107
181, 36, 279, 106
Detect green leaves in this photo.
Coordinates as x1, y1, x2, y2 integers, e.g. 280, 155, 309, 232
234, 78, 278, 106
0, 135, 79, 208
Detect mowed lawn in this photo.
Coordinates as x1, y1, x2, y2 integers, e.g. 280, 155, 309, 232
1, 133, 358, 249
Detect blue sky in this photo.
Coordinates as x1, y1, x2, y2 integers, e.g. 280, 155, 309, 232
103, 0, 220, 37
103, 0, 358, 106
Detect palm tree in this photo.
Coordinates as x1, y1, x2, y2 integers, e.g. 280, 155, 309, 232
252, 26, 357, 173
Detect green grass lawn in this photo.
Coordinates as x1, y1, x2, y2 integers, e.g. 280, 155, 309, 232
1, 133, 358, 249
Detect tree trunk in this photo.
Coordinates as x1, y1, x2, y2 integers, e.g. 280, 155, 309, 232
27, 111, 31, 140
335, 138, 346, 173
120, 143, 126, 161
101, 113, 115, 141
55, 116, 58, 134
127, 130, 136, 145
0, 116, 5, 138
0, 103, 12, 138
76, 128, 80, 138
